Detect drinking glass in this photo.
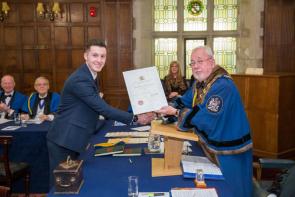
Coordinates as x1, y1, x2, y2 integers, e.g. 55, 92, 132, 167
14, 113, 21, 125
128, 176, 138, 197
195, 169, 204, 182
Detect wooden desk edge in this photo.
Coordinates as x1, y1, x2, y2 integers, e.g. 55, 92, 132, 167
150, 122, 198, 142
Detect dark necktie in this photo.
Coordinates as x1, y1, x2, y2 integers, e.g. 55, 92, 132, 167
39, 99, 45, 109
2, 94, 12, 105
196, 81, 205, 89
94, 78, 98, 89
4, 94, 12, 99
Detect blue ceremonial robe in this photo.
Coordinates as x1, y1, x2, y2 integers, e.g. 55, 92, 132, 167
22, 92, 60, 117
178, 72, 253, 197
0, 91, 27, 118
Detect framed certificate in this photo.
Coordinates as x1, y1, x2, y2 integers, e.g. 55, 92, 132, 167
123, 67, 168, 115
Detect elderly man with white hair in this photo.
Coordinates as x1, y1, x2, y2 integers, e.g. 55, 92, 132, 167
157, 46, 253, 197
0, 74, 27, 119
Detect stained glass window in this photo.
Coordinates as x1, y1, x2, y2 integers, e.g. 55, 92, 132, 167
214, 0, 238, 31
154, 38, 177, 78
184, 0, 207, 31
185, 39, 206, 78
213, 37, 236, 73
153, 0, 239, 78
154, 0, 177, 31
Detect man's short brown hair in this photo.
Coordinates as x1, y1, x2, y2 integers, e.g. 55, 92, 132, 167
85, 39, 107, 51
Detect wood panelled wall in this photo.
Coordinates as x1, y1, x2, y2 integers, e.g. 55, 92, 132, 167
0, 0, 133, 110
233, 74, 295, 159
264, 0, 295, 72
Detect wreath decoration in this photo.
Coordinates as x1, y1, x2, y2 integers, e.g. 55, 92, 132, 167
187, 0, 204, 16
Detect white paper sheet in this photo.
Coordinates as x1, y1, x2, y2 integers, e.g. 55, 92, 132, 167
25, 119, 43, 124
107, 137, 149, 144
171, 188, 218, 197
1, 126, 21, 131
0, 118, 11, 124
105, 131, 150, 138
113, 121, 127, 126
123, 67, 168, 114
139, 192, 170, 197
181, 155, 223, 177
131, 125, 151, 131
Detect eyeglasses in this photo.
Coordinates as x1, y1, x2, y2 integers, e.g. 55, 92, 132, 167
189, 58, 211, 67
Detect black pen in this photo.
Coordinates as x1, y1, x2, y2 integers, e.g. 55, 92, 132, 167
154, 193, 165, 196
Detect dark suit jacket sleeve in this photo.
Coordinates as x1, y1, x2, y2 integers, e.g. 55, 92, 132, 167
69, 75, 133, 124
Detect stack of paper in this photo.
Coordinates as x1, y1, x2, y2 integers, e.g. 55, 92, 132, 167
181, 155, 224, 180
107, 137, 148, 144
105, 131, 149, 138
94, 142, 125, 156
113, 147, 142, 156
171, 188, 218, 197
131, 125, 151, 131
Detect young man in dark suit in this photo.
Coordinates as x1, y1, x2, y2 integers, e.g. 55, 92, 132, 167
46, 39, 154, 187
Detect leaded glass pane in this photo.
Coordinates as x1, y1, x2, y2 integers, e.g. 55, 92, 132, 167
214, 0, 238, 31
213, 37, 236, 73
185, 39, 205, 79
154, 0, 177, 31
155, 38, 177, 78
184, 0, 207, 31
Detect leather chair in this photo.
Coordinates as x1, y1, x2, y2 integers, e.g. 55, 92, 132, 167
253, 158, 295, 197
0, 136, 30, 197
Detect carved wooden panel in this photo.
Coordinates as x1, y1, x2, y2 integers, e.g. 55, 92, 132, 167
0, 0, 133, 111
71, 27, 84, 46
264, 0, 295, 72
4, 27, 17, 46
70, 3, 84, 23
38, 27, 51, 45
19, 3, 34, 22
102, 0, 133, 109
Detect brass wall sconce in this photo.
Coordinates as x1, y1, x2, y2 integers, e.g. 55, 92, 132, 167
0, 2, 10, 22
36, 2, 61, 21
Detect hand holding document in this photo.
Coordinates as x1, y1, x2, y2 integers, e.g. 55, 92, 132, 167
123, 67, 168, 115
137, 112, 156, 125
156, 106, 178, 116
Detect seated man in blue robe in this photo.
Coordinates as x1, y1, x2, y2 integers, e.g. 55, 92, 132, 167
22, 76, 60, 121
0, 74, 27, 119
157, 46, 253, 197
